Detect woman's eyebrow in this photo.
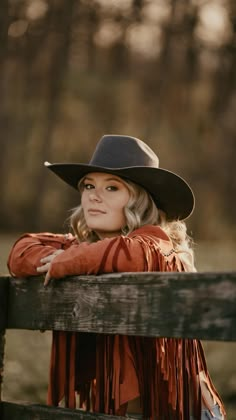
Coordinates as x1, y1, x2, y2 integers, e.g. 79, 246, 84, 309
104, 177, 123, 183
83, 176, 123, 183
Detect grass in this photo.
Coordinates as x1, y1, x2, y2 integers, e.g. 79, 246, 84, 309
1, 234, 236, 416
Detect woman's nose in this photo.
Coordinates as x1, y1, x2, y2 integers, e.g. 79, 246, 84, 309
89, 190, 102, 202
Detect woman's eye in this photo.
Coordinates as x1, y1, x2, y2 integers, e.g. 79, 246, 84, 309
107, 185, 118, 191
84, 183, 94, 190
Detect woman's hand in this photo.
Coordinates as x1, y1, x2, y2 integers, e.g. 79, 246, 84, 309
36, 249, 64, 286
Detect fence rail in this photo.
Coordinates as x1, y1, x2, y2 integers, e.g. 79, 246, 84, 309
0, 401, 124, 420
1, 272, 236, 419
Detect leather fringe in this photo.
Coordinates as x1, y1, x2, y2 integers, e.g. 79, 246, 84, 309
47, 234, 226, 419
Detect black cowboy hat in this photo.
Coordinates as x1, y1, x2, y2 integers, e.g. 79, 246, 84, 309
45, 134, 194, 220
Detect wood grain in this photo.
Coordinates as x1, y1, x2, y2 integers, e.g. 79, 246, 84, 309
5, 272, 236, 341
0, 401, 134, 419
0, 277, 8, 329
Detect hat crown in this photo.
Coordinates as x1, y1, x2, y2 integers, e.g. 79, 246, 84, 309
90, 135, 159, 169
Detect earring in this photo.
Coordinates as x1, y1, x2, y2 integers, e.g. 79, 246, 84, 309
121, 226, 128, 235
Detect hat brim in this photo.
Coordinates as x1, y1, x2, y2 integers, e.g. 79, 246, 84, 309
45, 163, 195, 221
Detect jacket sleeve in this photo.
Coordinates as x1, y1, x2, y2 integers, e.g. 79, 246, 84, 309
7, 233, 76, 277
48, 234, 163, 279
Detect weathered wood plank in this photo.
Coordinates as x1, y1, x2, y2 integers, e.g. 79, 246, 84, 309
0, 330, 5, 401
6, 272, 236, 341
0, 401, 134, 420
0, 277, 8, 402
0, 277, 8, 329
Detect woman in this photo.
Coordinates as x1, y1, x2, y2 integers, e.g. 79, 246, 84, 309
8, 135, 225, 419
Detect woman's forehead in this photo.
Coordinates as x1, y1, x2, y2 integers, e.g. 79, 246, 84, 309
83, 172, 124, 182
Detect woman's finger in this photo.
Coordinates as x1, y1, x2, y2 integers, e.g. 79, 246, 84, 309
41, 249, 64, 264
44, 271, 51, 287
40, 256, 51, 263
37, 262, 51, 273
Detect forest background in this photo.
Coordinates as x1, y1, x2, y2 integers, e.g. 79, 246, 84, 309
0, 0, 236, 417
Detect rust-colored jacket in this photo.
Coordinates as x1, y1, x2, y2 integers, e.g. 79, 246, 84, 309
7, 225, 225, 419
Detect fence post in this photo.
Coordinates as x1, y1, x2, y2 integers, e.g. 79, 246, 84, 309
0, 331, 6, 401
0, 277, 9, 402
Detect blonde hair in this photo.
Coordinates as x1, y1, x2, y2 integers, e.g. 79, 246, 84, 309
70, 176, 196, 271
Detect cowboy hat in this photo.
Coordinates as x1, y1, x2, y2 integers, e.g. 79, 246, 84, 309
44, 134, 194, 220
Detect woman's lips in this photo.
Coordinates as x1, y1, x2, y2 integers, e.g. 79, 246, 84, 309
88, 209, 106, 215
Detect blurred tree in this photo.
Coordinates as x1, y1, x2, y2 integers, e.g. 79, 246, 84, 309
27, 0, 76, 229
0, 0, 10, 221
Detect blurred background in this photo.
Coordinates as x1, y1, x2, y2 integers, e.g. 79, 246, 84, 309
0, 0, 236, 416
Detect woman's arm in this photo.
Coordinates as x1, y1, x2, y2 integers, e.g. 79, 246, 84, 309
7, 233, 76, 277
46, 227, 174, 282
48, 235, 147, 279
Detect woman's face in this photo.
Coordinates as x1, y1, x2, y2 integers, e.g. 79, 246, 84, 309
81, 172, 130, 239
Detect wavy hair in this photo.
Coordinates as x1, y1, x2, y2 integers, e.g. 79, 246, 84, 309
70, 177, 196, 271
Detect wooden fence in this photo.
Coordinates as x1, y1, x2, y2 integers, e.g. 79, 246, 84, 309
1, 272, 236, 419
